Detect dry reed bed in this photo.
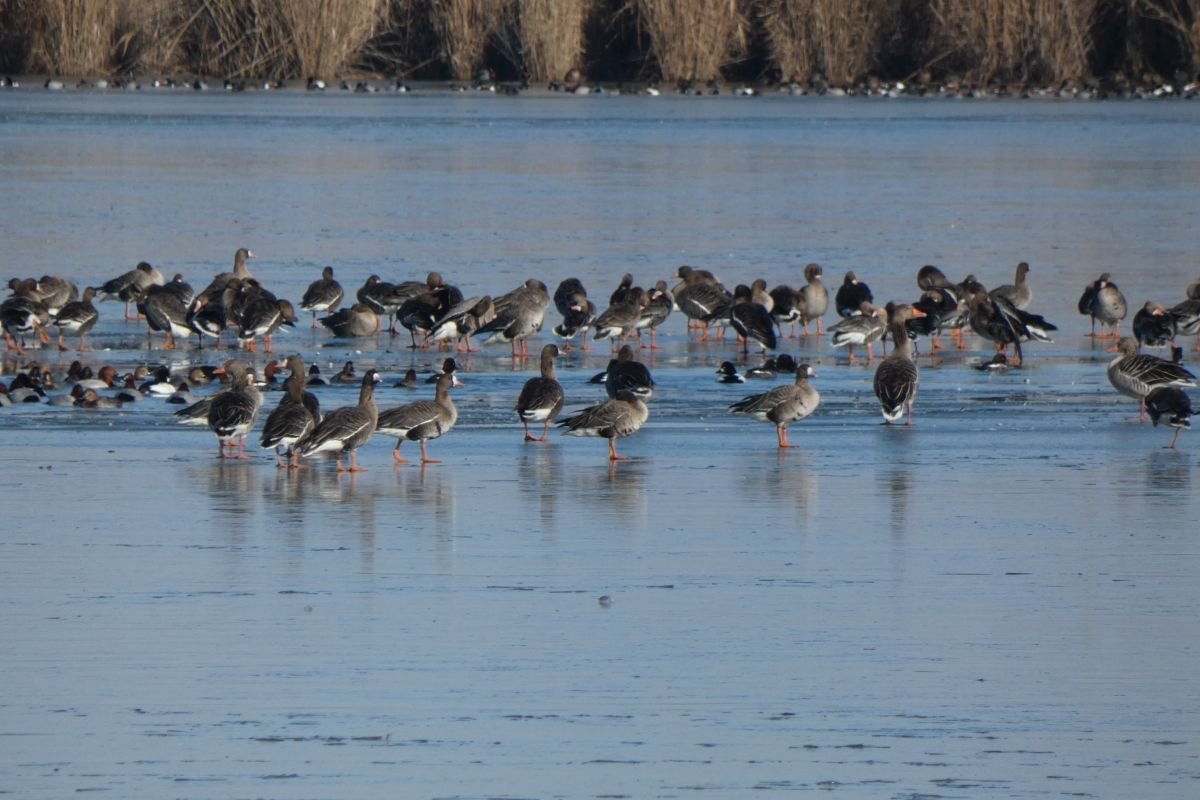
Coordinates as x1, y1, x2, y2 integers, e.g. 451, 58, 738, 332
3, 0, 1197, 85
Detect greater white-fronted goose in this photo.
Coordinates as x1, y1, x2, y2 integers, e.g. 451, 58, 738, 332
515, 344, 565, 441
140, 284, 193, 349
300, 266, 344, 327
990, 261, 1033, 310
1145, 386, 1194, 448
1107, 336, 1197, 419
769, 283, 803, 336
260, 355, 321, 468
296, 370, 382, 472
52, 287, 98, 351
799, 263, 829, 335
604, 345, 654, 400
835, 271, 873, 318
196, 248, 254, 307
673, 271, 731, 341
964, 286, 1056, 365
557, 389, 649, 461
728, 363, 820, 447
730, 284, 778, 353
377, 369, 461, 463
428, 296, 495, 352
320, 303, 380, 338
592, 287, 647, 347
636, 281, 673, 349
829, 301, 886, 363
188, 279, 241, 348
873, 304, 927, 424
1078, 273, 1127, 338
99, 261, 165, 320
475, 278, 551, 356
1132, 301, 1176, 349
238, 297, 296, 353
206, 360, 264, 459
34, 275, 78, 315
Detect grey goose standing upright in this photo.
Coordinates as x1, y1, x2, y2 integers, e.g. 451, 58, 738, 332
515, 344, 565, 441
260, 355, 321, 468
377, 367, 461, 463
296, 370, 382, 472
728, 364, 820, 448
873, 304, 927, 424
557, 390, 649, 461
299, 266, 344, 327
206, 360, 264, 458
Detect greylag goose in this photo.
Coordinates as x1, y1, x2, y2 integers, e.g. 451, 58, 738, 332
377, 368, 461, 463
206, 360, 264, 459
835, 271, 873, 318
1145, 386, 1194, 448
260, 355, 321, 468
1078, 273, 1127, 339
799, 263, 829, 335
873, 304, 927, 424
296, 370, 382, 472
728, 364, 820, 448
320, 303, 380, 338
990, 261, 1033, 310
475, 278, 551, 356
730, 284, 778, 352
829, 301, 886, 363
1132, 301, 1176, 349
515, 344, 565, 441
299, 266, 344, 327
1107, 336, 1196, 420
557, 389, 649, 461
604, 345, 654, 400
99, 261, 165, 320
52, 287, 99, 351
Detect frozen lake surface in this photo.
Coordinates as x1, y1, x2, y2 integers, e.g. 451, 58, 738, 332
1, 90, 1199, 798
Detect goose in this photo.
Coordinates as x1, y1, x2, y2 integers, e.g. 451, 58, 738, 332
1132, 301, 1176, 349
608, 273, 636, 307
474, 278, 551, 356
1, 284, 51, 355
964, 287, 1056, 365
238, 297, 296, 353
835, 271, 873, 318
1078, 273, 1127, 338
320, 303, 380, 338
187, 279, 241, 348
799, 263, 829, 335
51, 287, 99, 351
636, 281, 673, 349
673, 273, 731, 341
1145, 386, 1194, 448
514, 344, 565, 441
33, 275, 78, 316
428, 296, 495, 352
206, 360, 263, 458
729, 284, 778, 352
728, 364, 820, 447
553, 278, 597, 346
140, 283, 193, 349
557, 390, 649, 461
1107, 336, 1196, 420
99, 261, 165, 320
377, 369, 461, 463
769, 283, 803, 336
296, 370, 382, 472
260, 355, 321, 468
990, 261, 1033, 309
604, 345, 654, 400
196, 247, 254, 306
829, 301, 886, 363
873, 304, 927, 424
592, 287, 647, 347
299, 266, 344, 327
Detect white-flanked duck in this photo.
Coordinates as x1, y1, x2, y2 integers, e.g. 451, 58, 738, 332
515, 344, 565, 441
728, 363, 820, 448
475, 278, 551, 356
873, 304, 927, 424
377, 367, 461, 463
1145, 386, 1194, 448
557, 389, 649, 461
1107, 336, 1197, 420
206, 360, 264, 459
716, 361, 745, 383
299, 266, 344, 327
990, 261, 1033, 310
52, 287, 99, 351
1078, 273, 1127, 339
260, 355, 321, 468
835, 271, 873, 318
829, 301, 886, 364
296, 370, 382, 472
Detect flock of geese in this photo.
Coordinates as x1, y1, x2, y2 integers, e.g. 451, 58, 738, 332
3, 249, 1200, 462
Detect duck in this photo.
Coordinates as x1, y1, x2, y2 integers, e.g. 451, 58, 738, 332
715, 361, 745, 383
320, 303, 380, 338
774, 354, 798, 373
729, 284, 778, 352
51, 286, 99, 351
296, 370, 382, 472
989, 261, 1033, 310
474, 278, 551, 356
76, 388, 124, 409
1132, 301, 1176, 349
1144, 386, 1194, 448
260, 355, 321, 468
206, 360, 264, 459
873, 304, 927, 424
299, 266, 344, 327
74, 365, 119, 390
1078, 273, 1128, 339
728, 364, 820, 448
49, 383, 86, 407
745, 358, 778, 380
377, 369, 461, 463
829, 301, 886, 364
799, 263, 829, 335
557, 390, 649, 461
427, 296, 496, 352
99, 261, 165, 320
332, 361, 358, 384
604, 345, 654, 400
835, 271, 873, 318
306, 364, 328, 386
167, 381, 199, 405
515, 344, 565, 441
1107, 336, 1197, 420
395, 368, 420, 389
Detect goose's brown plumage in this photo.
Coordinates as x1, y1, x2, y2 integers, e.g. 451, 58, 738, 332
728, 364, 820, 448
377, 369, 460, 463
515, 344, 565, 441
296, 370, 381, 472
873, 304, 926, 424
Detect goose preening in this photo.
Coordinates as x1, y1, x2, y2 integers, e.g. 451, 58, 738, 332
1078, 273, 1127, 339
1145, 386, 1194, 448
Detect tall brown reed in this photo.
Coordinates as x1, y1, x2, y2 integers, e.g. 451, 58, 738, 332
632, 0, 748, 81
759, 0, 897, 85
1138, 0, 1200, 75
928, 0, 1095, 84
17, 0, 125, 74
431, 0, 513, 80
518, 0, 591, 81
